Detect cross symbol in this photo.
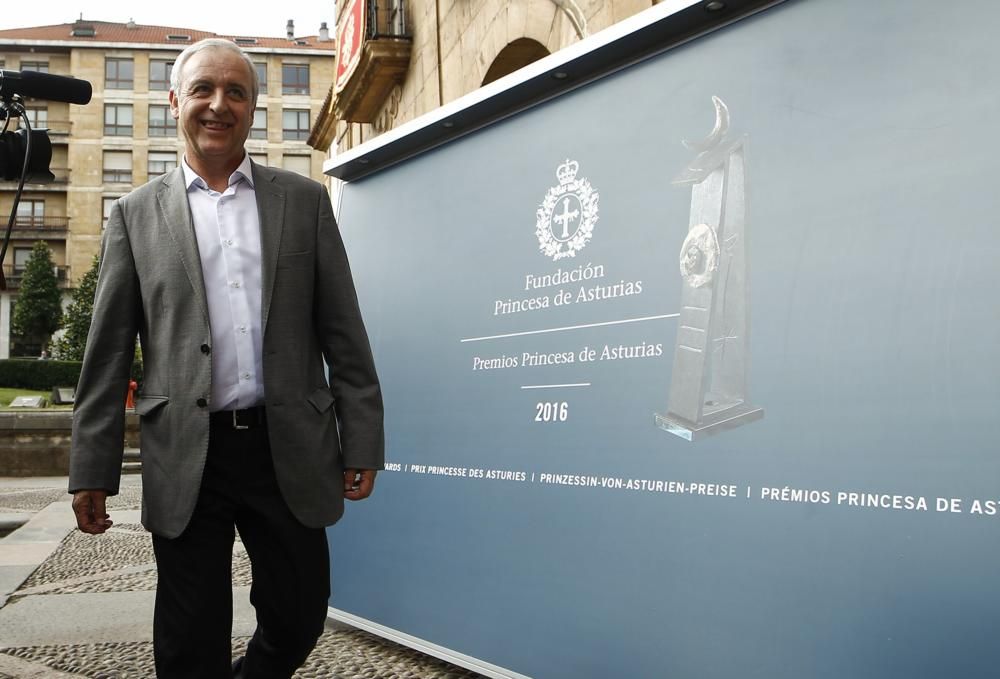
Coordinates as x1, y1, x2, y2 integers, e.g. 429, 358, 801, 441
553, 197, 580, 239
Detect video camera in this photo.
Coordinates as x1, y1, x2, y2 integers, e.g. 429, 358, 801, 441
0, 69, 93, 289
0, 70, 92, 179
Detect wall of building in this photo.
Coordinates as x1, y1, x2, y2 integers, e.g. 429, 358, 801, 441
335, 0, 658, 153
248, 52, 335, 175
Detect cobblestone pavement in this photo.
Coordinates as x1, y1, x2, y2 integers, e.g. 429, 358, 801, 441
3, 630, 482, 679
0, 489, 69, 514
0, 482, 485, 679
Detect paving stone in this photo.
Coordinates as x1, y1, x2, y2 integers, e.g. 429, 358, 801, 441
0, 490, 67, 513
17, 567, 157, 597
21, 529, 153, 589
3, 629, 485, 679
104, 489, 142, 511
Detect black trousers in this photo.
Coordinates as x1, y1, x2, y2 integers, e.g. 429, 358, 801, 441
151, 419, 330, 679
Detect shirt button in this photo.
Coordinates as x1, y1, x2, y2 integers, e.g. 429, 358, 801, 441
241, 372, 251, 380
200, 343, 211, 354
229, 281, 241, 288
238, 325, 247, 334
196, 398, 208, 407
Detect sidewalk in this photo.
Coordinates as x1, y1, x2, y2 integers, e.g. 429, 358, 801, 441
0, 477, 480, 679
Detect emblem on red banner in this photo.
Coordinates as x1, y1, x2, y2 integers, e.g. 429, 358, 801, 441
335, 0, 366, 94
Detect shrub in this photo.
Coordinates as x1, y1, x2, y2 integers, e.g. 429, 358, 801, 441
52, 255, 99, 361
10, 242, 63, 352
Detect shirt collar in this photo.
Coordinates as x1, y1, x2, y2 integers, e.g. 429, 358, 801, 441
181, 154, 255, 191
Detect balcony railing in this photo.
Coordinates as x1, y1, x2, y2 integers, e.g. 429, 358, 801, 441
368, 0, 410, 38
1, 264, 71, 290
332, 0, 412, 124
0, 168, 70, 187
10, 218, 70, 236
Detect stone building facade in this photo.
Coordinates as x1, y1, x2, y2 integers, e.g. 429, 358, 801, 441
311, 0, 659, 155
0, 19, 335, 357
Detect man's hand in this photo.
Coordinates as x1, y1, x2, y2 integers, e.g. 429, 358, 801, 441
72, 489, 113, 534
343, 469, 377, 501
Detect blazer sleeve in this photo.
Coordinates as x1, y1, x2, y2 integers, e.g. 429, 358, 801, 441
68, 199, 141, 495
312, 185, 385, 471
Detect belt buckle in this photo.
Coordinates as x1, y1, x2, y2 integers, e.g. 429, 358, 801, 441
232, 410, 249, 430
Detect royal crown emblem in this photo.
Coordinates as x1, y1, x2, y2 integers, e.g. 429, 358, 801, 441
535, 159, 600, 261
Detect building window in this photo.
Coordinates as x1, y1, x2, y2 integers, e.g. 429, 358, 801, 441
254, 62, 268, 95
103, 197, 121, 229
148, 104, 176, 137
25, 107, 48, 129
103, 151, 133, 183
15, 200, 44, 227
20, 60, 48, 73
249, 153, 267, 167
13, 248, 33, 274
71, 23, 96, 38
282, 63, 309, 95
250, 109, 267, 140
105, 58, 134, 89
282, 109, 310, 141
149, 59, 173, 91
104, 104, 133, 136
282, 155, 311, 177
148, 151, 177, 178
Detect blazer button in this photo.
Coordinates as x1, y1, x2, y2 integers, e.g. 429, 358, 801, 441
200, 344, 211, 355
196, 398, 207, 408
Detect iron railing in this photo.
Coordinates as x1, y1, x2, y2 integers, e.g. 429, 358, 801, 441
0, 169, 69, 186
11, 217, 70, 232
1, 264, 71, 289
367, 0, 410, 39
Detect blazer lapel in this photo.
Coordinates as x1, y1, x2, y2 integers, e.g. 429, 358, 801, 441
252, 163, 286, 334
157, 167, 210, 327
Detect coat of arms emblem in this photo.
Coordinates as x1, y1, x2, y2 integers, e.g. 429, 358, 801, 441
535, 159, 600, 260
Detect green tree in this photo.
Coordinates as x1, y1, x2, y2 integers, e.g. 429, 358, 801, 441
52, 255, 99, 361
11, 241, 63, 354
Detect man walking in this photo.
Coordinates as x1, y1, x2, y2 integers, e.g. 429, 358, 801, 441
69, 39, 384, 678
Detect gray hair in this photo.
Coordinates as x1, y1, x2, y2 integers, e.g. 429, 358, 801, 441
170, 38, 259, 104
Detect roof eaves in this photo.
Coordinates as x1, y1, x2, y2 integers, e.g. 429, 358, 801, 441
0, 37, 335, 56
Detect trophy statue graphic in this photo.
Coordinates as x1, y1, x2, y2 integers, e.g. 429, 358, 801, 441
655, 96, 763, 441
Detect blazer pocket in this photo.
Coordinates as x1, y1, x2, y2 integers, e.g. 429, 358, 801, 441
276, 250, 313, 269
134, 395, 169, 416
306, 387, 335, 413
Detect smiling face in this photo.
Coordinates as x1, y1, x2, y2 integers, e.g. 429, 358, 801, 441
169, 47, 255, 180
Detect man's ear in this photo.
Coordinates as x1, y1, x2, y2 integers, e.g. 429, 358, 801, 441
168, 89, 180, 120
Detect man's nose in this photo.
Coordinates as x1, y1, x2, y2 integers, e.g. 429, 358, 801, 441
208, 88, 228, 113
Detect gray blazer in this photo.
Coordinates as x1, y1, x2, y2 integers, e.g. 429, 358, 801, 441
69, 164, 384, 538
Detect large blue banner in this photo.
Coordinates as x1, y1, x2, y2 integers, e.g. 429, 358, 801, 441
331, 0, 1000, 676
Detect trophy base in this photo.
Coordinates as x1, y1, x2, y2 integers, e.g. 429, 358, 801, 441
655, 404, 764, 442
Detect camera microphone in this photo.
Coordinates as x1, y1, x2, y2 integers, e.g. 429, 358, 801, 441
0, 69, 92, 105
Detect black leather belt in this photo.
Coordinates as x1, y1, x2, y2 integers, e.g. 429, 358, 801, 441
209, 406, 266, 430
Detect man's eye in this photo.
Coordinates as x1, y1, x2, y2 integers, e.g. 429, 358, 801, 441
228, 88, 247, 99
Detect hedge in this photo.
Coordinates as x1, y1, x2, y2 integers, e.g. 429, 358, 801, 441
0, 359, 143, 391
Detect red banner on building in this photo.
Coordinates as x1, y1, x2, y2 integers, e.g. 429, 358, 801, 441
335, 0, 366, 94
